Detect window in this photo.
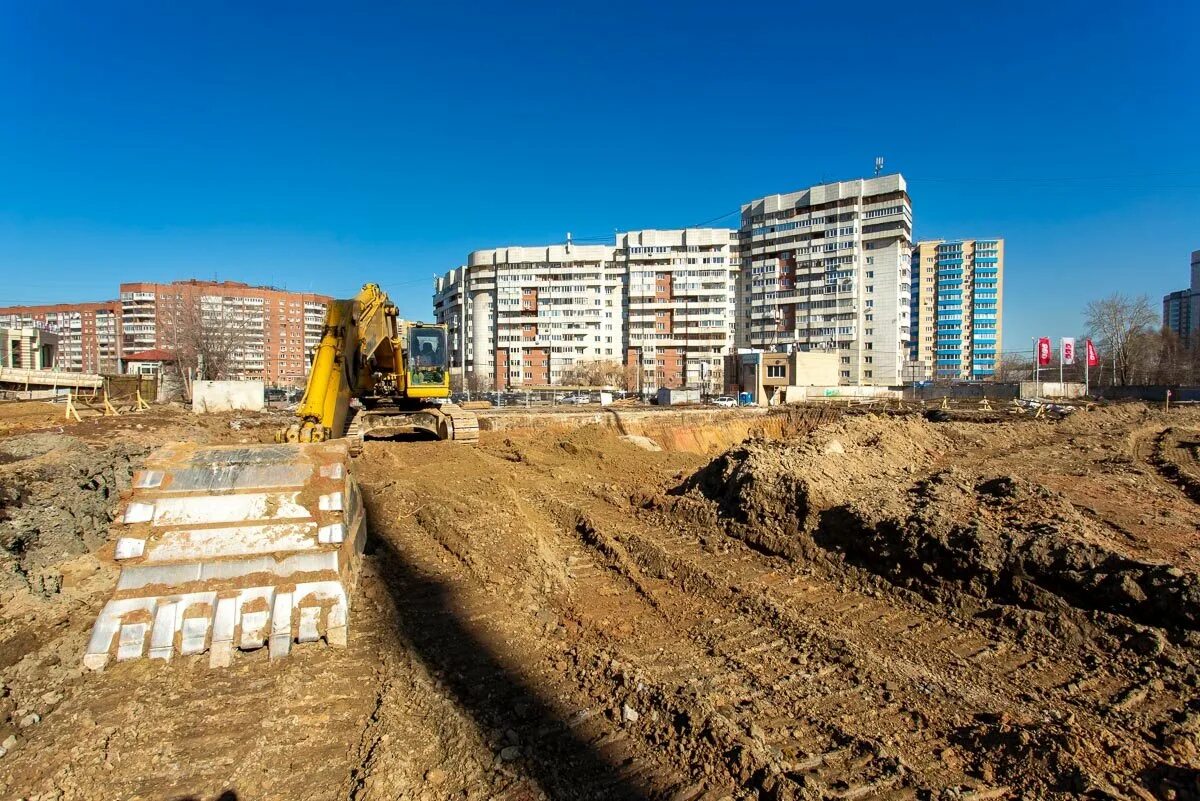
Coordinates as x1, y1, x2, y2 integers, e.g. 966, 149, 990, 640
767, 364, 786, 378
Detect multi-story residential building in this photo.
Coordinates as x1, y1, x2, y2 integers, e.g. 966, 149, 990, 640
1164, 289, 1193, 342
1163, 250, 1200, 344
118, 280, 331, 385
433, 230, 741, 392
616, 229, 739, 394
435, 240, 625, 390
737, 175, 913, 385
0, 301, 122, 373
911, 239, 1005, 380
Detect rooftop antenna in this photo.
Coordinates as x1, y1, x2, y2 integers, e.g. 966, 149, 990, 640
874, 156, 885, 176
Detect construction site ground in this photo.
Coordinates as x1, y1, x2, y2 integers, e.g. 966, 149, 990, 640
2, 399, 1200, 800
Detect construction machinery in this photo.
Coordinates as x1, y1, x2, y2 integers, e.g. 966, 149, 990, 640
279, 282, 478, 447
83, 284, 475, 670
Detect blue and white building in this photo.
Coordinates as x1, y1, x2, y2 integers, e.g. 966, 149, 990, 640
911, 239, 1004, 380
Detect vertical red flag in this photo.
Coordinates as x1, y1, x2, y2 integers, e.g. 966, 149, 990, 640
1037, 337, 1052, 366
1086, 339, 1099, 367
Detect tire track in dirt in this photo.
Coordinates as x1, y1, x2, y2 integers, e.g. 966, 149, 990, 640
1150, 427, 1200, 505
528, 473, 1175, 800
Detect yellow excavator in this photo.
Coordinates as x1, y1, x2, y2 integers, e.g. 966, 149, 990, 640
82, 284, 476, 670
279, 282, 477, 447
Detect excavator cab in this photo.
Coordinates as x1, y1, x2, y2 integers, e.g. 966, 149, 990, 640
406, 325, 449, 394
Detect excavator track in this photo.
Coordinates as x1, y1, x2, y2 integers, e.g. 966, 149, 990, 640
344, 407, 365, 456
83, 441, 366, 670
439, 403, 479, 443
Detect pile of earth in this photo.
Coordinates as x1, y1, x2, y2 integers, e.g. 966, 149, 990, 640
0, 433, 147, 597
672, 415, 955, 559
673, 414, 1200, 640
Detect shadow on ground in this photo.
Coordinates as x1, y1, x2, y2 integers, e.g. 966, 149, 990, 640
369, 532, 656, 800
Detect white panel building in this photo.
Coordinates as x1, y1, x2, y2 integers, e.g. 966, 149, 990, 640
738, 175, 913, 385
616, 228, 740, 394
434, 240, 624, 390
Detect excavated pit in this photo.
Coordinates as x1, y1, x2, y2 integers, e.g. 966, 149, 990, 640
3, 402, 1200, 801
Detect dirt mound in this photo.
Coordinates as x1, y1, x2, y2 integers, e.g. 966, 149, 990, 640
674, 415, 952, 557
820, 469, 1200, 634
0, 433, 147, 596
675, 414, 1200, 640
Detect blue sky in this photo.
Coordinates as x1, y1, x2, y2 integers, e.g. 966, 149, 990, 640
1, 1, 1197, 351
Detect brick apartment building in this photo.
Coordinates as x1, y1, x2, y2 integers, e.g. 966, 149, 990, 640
0, 301, 122, 373
119, 280, 331, 384
0, 280, 331, 384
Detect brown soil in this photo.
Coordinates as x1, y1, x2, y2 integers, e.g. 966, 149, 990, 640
1, 401, 1199, 800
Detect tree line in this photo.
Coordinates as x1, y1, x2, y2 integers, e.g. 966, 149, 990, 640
997, 293, 1198, 386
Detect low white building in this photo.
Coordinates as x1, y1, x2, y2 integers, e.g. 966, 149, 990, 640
0, 326, 59, 370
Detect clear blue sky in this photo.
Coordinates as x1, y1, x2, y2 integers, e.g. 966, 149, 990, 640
2, 1, 1197, 352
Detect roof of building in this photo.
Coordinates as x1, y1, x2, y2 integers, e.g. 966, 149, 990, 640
124, 348, 177, 362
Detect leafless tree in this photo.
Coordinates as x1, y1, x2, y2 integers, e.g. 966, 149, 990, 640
994, 351, 1033, 382
621, 361, 640, 393
1084, 293, 1158, 386
163, 293, 257, 397
464, 369, 492, 394
561, 359, 625, 387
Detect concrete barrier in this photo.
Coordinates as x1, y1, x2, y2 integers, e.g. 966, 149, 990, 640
1020, 381, 1086, 399
192, 380, 265, 413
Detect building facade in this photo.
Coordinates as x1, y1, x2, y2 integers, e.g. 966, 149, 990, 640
737, 175, 913, 385
119, 280, 331, 385
1163, 250, 1200, 344
0, 280, 330, 383
435, 241, 625, 390
617, 229, 739, 394
433, 229, 739, 392
0, 327, 60, 370
911, 239, 1005, 380
0, 301, 122, 373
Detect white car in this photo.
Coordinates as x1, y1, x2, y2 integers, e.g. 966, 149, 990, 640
712, 396, 738, 408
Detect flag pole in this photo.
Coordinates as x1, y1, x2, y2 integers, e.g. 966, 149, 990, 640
1059, 338, 1063, 388
1032, 338, 1041, 400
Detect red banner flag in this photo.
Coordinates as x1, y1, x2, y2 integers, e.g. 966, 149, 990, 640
1037, 337, 1052, 366
1086, 339, 1099, 367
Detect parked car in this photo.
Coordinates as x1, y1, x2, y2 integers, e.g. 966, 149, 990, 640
560, 394, 591, 405
712, 396, 738, 408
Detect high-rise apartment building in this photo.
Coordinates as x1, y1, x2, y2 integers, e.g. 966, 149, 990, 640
1163, 250, 1200, 344
737, 175, 913, 385
118, 280, 331, 384
433, 229, 740, 392
0, 301, 122, 373
617, 229, 739, 393
434, 241, 625, 390
911, 239, 1005, 380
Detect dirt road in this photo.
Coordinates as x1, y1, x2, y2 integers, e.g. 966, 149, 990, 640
2, 402, 1200, 800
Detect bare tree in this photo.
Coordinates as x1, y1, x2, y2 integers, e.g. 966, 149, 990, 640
164, 293, 257, 396
994, 351, 1032, 382
561, 359, 625, 387
1084, 293, 1157, 386
465, 369, 491, 394
621, 360, 640, 393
